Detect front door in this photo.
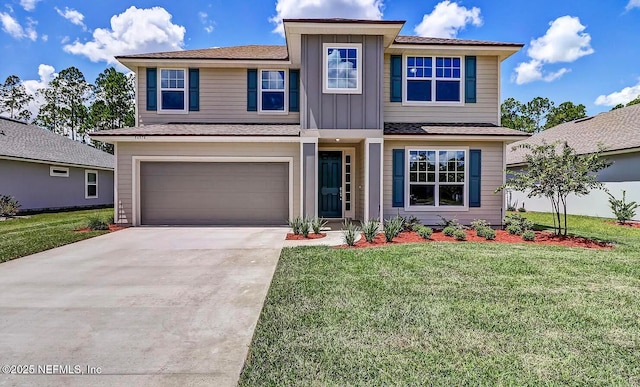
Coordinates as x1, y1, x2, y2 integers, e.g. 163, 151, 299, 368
319, 151, 342, 218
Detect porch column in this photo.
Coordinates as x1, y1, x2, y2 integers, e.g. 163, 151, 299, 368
365, 139, 383, 222
301, 141, 317, 218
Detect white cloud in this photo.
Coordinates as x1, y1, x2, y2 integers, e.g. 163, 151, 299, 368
63, 6, 186, 64
19, 0, 41, 11
626, 0, 640, 10
199, 11, 214, 33
22, 64, 57, 118
514, 16, 593, 85
0, 12, 37, 41
414, 1, 482, 38
41, 34, 47, 42
55, 7, 86, 29
595, 80, 640, 106
270, 0, 383, 36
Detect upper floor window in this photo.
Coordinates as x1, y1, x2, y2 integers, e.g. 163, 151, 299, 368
323, 43, 362, 94
260, 70, 287, 113
160, 69, 187, 111
405, 56, 462, 104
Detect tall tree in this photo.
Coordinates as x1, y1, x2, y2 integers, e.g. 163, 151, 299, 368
524, 97, 554, 133
0, 75, 34, 121
501, 97, 533, 132
545, 101, 587, 129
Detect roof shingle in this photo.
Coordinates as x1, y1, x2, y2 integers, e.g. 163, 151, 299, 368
384, 122, 530, 136
117, 45, 289, 60
394, 35, 523, 47
92, 123, 301, 137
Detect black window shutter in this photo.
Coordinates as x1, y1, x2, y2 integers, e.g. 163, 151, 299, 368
390, 55, 402, 102
188, 68, 199, 111
469, 149, 481, 207
465, 56, 477, 103
146, 68, 157, 111
247, 69, 258, 111
392, 149, 405, 207
289, 69, 300, 112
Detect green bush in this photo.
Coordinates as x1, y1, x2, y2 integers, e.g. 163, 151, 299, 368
518, 206, 527, 213
443, 226, 456, 237
342, 220, 360, 246
311, 217, 328, 234
87, 216, 109, 231
483, 228, 496, 240
383, 217, 403, 242
0, 195, 20, 217
402, 215, 421, 232
289, 217, 303, 235
608, 191, 639, 225
106, 214, 115, 225
300, 217, 312, 238
415, 225, 433, 239
453, 229, 467, 241
362, 219, 380, 243
476, 226, 489, 238
438, 216, 461, 230
470, 219, 490, 231
506, 224, 522, 235
504, 213, 533, 231
522, 230, 536, 241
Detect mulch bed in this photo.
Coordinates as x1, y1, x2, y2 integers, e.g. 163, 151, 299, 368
606, 221, 640, 229
339, 230, 612, 250
75, 224, 128, 233
286, 233, 327, 240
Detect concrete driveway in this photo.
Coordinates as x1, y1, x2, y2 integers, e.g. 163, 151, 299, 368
0, 227, 287, 387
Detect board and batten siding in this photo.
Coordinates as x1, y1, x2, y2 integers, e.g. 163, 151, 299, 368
383, 55, 500, 125
383, 140, 505, 226
115, 142, 301, 225
137, 67, 300, 126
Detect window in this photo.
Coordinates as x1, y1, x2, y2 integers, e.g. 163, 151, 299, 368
259, 70, 287, 112
85, 170, 98, 199
49, 166, 69, 177
323, 43, 362, 94
407, 149, 466, 208
344, 154, 352, 212
159, 69, 187, 111
405, 56, 462, 103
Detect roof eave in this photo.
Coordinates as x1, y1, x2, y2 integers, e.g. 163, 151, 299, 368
386, 43, 523, 60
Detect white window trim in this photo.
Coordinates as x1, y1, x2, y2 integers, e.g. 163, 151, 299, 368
157, 68, 188, 114
404, 147, 469, 212
258, 69, 288, 115
49, 166, 69, 177
402, 55, 465, 107
322, 43, 362, 95
85, 170, 98, 199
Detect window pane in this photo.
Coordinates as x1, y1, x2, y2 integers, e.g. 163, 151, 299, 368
327, 47, 358, 89
439, 185, 464, 206
410, 172, 417, 182
261, 91, 285, 111
346, 203, 351, 211
407, 80, 431, 101
87, 173, 96, 183
161, 91, 185, 110
410, 185, 435, 206
435, 81, 460, 102
87, 185, 97, 197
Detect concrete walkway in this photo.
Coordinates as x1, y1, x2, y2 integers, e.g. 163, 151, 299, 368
0, 227, 287, 387
283, 230, 361, 247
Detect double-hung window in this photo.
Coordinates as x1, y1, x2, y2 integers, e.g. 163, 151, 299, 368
159, 69, 187, 111
407, 149, 466, 208
85, 170, 98, 199
405, 56, 462, 103
323, 43, 362, 94
260, 70, 287, 112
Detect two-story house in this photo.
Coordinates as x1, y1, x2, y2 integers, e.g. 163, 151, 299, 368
93, 18, 528, 226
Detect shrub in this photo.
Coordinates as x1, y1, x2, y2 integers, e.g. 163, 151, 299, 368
438, 216, 461, 230
383, 217, 403, 242
483, 228, 496, 240
443, 226, 457, 237
289, 217, 303, 235
416, 225, 433, 239
311, 217, 328, 234
106, 215, 115, 225
342, 220, 360, 246
476, 226, 489, 238
470, 219, 490, 231
87, 216, 109, 231
300, 217, 312, 238
0, 195, 20, 217
453, 229, 467, 241
608, 191, 639, 225
517, 205, 527, 213
402, 215, 421, 231
506, 224, 522, 235
504, 213, 533, 232
362, 219, 380, 243
522, 230, 536, 241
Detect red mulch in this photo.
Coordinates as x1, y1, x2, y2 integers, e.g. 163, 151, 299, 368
338, 230, 612, 249
606, 221, 640, 229
75, 224, 128, 233
285, 232, 327, 240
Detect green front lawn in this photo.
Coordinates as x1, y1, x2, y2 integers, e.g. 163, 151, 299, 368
0, 208, 113, 263
240, 213, 640, 385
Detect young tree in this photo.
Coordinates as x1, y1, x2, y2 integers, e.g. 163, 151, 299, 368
545, 101, 587, 129
0, 75, 34, 121
525, 97, 554, 133
497, 142, 611, 236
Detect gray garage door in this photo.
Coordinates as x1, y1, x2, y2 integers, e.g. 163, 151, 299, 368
140, 162, 289, 225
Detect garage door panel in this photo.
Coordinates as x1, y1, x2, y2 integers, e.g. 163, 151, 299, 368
140, 162, 288, 225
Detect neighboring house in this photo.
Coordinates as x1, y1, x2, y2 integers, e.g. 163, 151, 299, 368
0, 117, 114, 212
506, 104, 640, 220
92, 18, 528, 227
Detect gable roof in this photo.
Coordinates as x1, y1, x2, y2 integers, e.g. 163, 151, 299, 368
393, 36, 523, 47
384, 122, 530, 137
506, 104, 640, 165
117, 45, 289, 61
0, 117, 114, 169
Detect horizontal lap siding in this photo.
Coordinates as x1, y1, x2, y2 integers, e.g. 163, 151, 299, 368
383, 55, 500, 125
138, 67, 300, 125
383, 141, 505, 226
115, 142, 300, 225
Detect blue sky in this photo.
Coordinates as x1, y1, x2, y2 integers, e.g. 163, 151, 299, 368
1, 0, 639, 116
